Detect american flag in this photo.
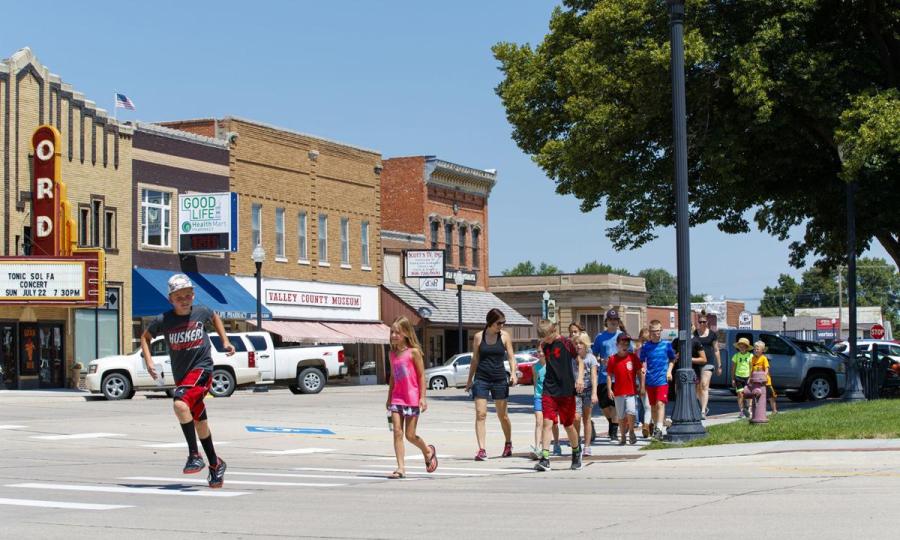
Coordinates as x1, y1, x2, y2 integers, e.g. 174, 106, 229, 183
115, 93, 136, 110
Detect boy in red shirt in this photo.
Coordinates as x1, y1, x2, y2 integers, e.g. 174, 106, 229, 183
606, 334, 643, 445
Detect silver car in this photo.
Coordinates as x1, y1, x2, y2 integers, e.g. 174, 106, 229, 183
425, 353, 513, 390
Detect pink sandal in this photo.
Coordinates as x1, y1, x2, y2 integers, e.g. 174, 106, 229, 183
426, 445, 438, 473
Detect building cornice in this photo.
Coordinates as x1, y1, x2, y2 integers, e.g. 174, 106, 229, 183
425, 157, 496, 196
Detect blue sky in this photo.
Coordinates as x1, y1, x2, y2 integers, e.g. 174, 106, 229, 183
2, 0, 889, 311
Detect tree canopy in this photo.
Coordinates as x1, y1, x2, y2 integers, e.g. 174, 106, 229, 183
575, 260, 632, 275
493, 0, 900, 270
501, 260, 561, 276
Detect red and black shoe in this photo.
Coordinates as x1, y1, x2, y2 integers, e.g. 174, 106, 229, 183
183, 453, 205, 474
207, 458, 226, 488
501, 441, 513, 458
474, 448, 487, 461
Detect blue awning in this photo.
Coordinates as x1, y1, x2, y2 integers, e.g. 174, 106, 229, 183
132, 268, 272, 320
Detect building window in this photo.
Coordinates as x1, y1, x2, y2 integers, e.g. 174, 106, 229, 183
251, 203, 262, 247
140, 189, 171, 248
298, 211, 308, 261
361, 220, 370, 268
275, 208, 285, 258
104, 208, 116, 249
340, 217, 350, 266
430, 220, 439, 250
444, 222, 453, 266
318, 214, 328, 263
458, 226, 467, 267
472, 228, 480, 268
91, 200, 102, 247
79, 206, 90, 246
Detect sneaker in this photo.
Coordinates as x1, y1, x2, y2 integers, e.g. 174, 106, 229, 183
629, 431, 637, 445
642, 424, 651, 438
552, 442, 563, 456
737, 411, 745, 419
570, 448, 583, 470
534, 457, 551, 472
207, 458, 226, 488
474, 448, 487, 461
704, 407, 710, 417
608, 423, 618, 441
583, 446, 592, 457
618, 436, 626, 446
652, 427, 664, 440
183, 453, 205, 474
501, 441, 513, 458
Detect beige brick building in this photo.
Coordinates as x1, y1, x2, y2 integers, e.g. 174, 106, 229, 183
0, 48, 133, 389
163, 117, 388, 382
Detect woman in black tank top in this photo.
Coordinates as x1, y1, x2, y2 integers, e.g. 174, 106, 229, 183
465, 309, 518, 460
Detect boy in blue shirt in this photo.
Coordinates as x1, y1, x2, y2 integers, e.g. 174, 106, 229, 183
639, 320, 676, 440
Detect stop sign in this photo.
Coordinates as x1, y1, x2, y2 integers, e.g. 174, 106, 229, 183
871, 324, 885, 339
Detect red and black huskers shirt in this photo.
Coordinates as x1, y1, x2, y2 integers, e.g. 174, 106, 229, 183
541, 337, 578, 397
147, 305, 214, 383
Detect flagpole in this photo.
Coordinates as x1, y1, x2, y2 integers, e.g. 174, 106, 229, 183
113, 91, 117, 122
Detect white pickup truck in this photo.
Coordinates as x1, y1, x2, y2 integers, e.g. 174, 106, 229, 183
85, 333, 261, 400
244, 332, 345, 394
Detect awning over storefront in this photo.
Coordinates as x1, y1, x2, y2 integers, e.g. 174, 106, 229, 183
381, 282, 531, 326
133, 268, 272, 320
261, 320, 390, 344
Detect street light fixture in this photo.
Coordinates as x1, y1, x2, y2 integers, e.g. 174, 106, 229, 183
782, 314, 788, 335
252, 245, 266, 330
542, 290, 550, 319
454, 270, 466, 355
664, 0, 705, 443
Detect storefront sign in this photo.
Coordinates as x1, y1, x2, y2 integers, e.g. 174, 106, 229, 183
178, 192, 238, 253
816, 318, 838, 339
445, 269, 477, 285
266, 289, 362, 309
0, 256, 102, 305
405, 250, 445, 278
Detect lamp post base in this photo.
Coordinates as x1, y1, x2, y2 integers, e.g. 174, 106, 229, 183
665, 368, 707, 443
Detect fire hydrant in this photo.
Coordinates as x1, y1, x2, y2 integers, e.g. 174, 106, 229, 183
742, 371, 769, 424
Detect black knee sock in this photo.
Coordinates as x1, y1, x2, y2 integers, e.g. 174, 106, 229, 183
200, 435, 218, 467
181, 421, 198, 455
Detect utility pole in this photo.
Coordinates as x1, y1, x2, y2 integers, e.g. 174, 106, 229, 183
836, 268, 843, 341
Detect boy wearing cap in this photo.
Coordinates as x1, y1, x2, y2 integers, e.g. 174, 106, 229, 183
606, 333, 642, 444
731, 338, 753, 417
140, 273, 234, 488
534, 320, 584, 472
591, 308, 625, 440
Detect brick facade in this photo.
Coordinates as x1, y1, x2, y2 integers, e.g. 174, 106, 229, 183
0, 48, 133, 387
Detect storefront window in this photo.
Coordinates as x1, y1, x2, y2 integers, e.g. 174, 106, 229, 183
472, 228, 480, 268
298, 211, 308, 261
361, 221, 370, 268
340, 217, 350, 266
141, 189, 171, 247
275, 208, 285, 258
252, 203, 262, 247
444, 222, 453, 265
75, 310, 118, 363
458, 226, 467, 267
430, 221, 439, 250
318, 214, 328, 263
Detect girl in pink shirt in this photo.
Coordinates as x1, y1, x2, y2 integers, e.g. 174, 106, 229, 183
386, 316, 437, 478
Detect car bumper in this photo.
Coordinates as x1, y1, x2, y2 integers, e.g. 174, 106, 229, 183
85, 373, 102, 392
339, 365, 347, 377
234, 367, 261, 386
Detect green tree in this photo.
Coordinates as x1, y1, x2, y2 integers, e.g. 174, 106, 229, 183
575, 260, 632, 275
638, 268, 676, 305
493, 1, 900, 270
691, 293, 709, 303
759, 274, 801, 316
501, 260, 561, 276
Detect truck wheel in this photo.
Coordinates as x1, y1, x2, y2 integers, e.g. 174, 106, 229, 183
209, 369, 236, 398
430, 376, 447, 390
297, 367, 325, 394
101, 372, 133, 400
804, 372, 833, 401
287, 384, 303, 395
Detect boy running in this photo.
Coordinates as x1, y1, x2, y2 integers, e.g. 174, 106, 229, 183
534, 320, 584, 472
639, 320, 676, 440
606, 334, 642, 445
141, 274, 233, 488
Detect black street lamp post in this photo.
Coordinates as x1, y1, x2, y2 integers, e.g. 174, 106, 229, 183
252, 245, 266, 330
454, 271, 465, 354
842, 181, 866, 401
665, 0, 706, 442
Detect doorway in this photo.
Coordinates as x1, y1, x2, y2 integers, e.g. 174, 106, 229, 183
13, 322, 66, 389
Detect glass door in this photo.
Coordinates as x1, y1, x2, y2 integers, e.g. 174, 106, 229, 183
38, 325, 65, 388
0, 324, 16, 389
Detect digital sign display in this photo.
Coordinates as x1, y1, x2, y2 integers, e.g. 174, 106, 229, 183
179, 233, 230, 253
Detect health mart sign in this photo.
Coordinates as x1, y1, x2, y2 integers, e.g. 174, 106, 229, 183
178, 192, 238, 253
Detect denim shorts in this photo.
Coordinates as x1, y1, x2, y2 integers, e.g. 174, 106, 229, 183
533, 395, 543, 412
575, 391, 594, 415
472, 378, 509, 401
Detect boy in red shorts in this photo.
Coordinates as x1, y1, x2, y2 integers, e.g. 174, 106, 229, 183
141, 274, 234, 488
638, 320, 676, 440
534, 320, 584, 472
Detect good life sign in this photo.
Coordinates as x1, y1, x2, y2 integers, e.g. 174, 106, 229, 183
177, 192, 238, 253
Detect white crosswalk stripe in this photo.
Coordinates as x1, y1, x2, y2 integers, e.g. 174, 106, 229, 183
122, 476, 344, 487
0, 425, 26, 430
292, 466, 485, 477
8, 482, 249, 497
31, 433, 126, 440
139, 441, 233, 448
366, 464, 529, 473
229, 471, 381, 481
0, 497, 132, 510
253, 448, 333, 455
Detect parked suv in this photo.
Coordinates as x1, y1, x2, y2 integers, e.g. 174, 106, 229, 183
710, 330, 846, 401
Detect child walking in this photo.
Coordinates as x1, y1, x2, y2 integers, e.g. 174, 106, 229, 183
750, 340, 778, 415
606, 334, 643, 445
639, 320, 676, 440
531, 345, 547, 459
731, 337, 753, 417
573, 333, 598, 455
386, 316, 437, 479
141, 274, 232, 488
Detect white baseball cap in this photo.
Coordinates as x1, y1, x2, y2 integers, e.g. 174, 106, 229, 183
167, 273, 194, 294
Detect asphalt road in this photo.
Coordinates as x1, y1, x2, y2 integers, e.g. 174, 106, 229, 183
0, 384, 896, 539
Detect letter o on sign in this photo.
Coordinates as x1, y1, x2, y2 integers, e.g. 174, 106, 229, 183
36, 140, 54, 161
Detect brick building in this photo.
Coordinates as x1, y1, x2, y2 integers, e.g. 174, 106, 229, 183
379, 156, 530, 368
129, 122, 266, 339
0, 48, 133, 389
162, 117, 389, 382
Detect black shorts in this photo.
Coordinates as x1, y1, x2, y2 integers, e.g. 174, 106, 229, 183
472, 378, 509, 401
597, 387, 614, 409
734, 376, 749, 390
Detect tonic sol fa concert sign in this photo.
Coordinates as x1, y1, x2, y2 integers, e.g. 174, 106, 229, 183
0, 125, 105, 306
266, 289, 362, 310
